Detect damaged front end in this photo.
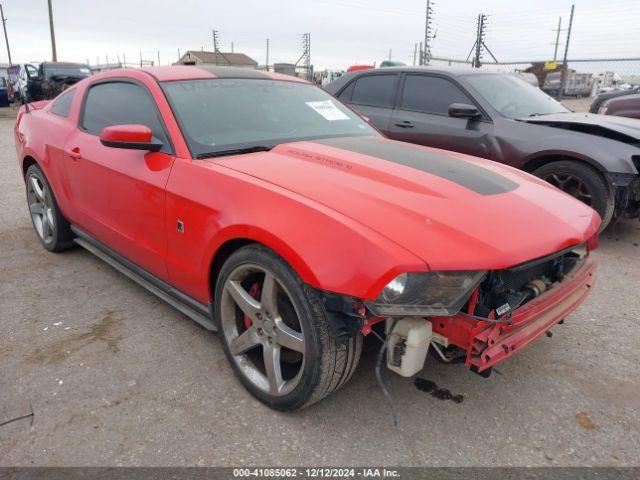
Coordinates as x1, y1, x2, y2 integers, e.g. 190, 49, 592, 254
611, 157, 640, 219
430, 243, 597, 375
349, 241, 597, 379
27, 75, 84, 102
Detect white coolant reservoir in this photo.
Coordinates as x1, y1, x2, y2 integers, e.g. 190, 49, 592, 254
386, 318, 432, 377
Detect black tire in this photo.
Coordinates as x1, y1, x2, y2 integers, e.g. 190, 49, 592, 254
25, 163, 75, 252
533, 160, 614, 232
215, 244, 362, 411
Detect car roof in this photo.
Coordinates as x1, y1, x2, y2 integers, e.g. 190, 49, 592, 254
351, 66, 501, 77
42, 61, 90, 67
139, 65, 310, 83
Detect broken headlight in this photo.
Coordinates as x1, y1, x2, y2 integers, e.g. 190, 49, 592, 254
367, 271, 486, 317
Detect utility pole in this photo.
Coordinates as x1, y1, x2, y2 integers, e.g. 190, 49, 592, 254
473, 14, 485, 67
266, 38, 270, 71
388, 49, 392, 61
212, 29, 231, 66
423, 0, 434, 65
231, 41, 234, 53
304, 33, 311, 81
296, 33, 311, 80
558, 4, 575, 100
413, 43, 417, 66
552, 16, 562, 62
0, 4, 12, 64
467, 13, 496, 68
47, 0, 57, 61
212, 29, 219, 65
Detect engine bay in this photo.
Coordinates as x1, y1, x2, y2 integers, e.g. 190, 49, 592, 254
467, 246, 586, 320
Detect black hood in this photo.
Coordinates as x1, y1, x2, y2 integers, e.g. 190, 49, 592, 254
521, 112, 640, 145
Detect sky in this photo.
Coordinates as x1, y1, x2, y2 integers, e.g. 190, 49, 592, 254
2, 0, 639, 70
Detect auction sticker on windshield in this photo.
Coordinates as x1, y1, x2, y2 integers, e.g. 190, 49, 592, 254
306, 100, 350, 121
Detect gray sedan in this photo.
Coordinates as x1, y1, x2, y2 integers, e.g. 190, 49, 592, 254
326, 67, 640, 230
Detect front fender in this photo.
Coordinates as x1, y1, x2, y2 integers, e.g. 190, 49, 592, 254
165, 158, 427, 304
499, 120, 639, 174
205, 223, 321, 289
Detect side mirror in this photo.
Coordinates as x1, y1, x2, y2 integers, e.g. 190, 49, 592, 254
99, 124, 163, 151
448, 103, 481, 119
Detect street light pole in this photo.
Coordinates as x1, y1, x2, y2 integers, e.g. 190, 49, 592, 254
47, 0, 57, 61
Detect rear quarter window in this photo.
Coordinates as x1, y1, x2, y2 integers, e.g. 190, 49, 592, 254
51, 89, 76, 117
337, 82, 355, 102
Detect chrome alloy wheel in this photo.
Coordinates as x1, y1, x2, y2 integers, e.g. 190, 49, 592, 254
220, 264, 306, 396
27, 174, 55, 245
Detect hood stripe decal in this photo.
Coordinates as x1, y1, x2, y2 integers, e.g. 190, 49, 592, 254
313, 136, 518, 195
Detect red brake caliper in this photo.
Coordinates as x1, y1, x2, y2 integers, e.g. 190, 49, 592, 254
244, 282, 262, 329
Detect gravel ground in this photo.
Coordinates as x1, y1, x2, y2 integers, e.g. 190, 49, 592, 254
1, 111, 639, 467
563, 98, 593, 113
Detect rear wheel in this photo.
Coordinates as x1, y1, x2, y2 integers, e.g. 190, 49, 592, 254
215, 244, 362, 411
25, 164, 74, 252
533, 160, 614, 231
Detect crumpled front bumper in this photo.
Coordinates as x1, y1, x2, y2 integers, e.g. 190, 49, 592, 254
608, 171, 640, 218
430, 256, 597, 372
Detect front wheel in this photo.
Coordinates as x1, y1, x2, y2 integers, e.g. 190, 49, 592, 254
215, 244, 362, 411
533, 160, 614, 232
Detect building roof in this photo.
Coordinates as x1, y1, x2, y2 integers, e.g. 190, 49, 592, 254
178, 50, 258, 66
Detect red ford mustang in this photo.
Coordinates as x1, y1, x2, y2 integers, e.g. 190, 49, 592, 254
14, 66, 599, 411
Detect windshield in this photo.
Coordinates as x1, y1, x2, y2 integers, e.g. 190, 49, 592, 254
465, 74, 569, 118
44, 65, 91, 79
162, 78, 379, 157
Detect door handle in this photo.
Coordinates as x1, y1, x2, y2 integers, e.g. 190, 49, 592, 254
394, 121, 415, 128
68, 147, 82, 160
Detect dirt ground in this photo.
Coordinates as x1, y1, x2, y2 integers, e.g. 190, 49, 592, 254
563, 98, 593, 113
1, 111, 639, 467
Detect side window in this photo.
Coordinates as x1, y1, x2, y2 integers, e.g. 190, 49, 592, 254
400, 75, 474, 115
351, 75, 397, 108
81, 82, 169, 150
51, 89, 76, 117
337, 82, 355, 102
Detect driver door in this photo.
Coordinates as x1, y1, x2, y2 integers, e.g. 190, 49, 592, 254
389, 74, 494, 159
64, 80, 174, 279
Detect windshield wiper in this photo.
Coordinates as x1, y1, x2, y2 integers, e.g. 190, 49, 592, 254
196, 145, 273, 159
